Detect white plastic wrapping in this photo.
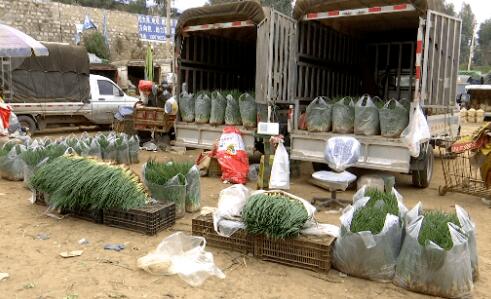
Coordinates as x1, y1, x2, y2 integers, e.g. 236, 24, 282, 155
137, 232, 225, 287
213, 184, 250, 237
269, 142, 290, 190
456, 205, 479, 281
394, 214, 473, 298
401, 105, 431, 158
333, 196, 405, 282
312, 170, 357, 190
324, 136, 361, 172
0, 144, 26, 181
353, 186, 408, 217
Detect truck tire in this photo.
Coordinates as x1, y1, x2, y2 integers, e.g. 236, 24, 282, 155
17, 115, 37, 133
411, 144, 434, 188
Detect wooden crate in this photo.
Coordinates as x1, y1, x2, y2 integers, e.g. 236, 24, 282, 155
134, 107, 175, 133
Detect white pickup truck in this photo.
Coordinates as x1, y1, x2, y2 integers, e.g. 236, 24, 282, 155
9, 75, 139, 132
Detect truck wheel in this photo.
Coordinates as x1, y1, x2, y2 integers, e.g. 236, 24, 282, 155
17, 115, 37, 133
412, 145, 434, 188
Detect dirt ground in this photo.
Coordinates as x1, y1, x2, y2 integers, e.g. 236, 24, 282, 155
0, 128, 490, 299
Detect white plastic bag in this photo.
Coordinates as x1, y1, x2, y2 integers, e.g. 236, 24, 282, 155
213, 184, 250, 237
401, 105, 431, 157
324, 136, 361, 172
137, 232, 225, 287
269, 142, 290, 189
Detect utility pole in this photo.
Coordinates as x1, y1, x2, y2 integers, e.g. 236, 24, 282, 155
166, 0, 171, 50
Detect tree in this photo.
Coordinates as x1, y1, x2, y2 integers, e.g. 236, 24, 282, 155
476, 19, 491, 66
83, 31, 111, 60
458, 3, 477, 66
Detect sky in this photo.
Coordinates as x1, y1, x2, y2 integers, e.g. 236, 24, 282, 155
448, 0, 490, 25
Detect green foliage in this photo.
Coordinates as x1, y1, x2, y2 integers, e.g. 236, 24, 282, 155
20, 144, 66, 167
0, 142, 16, 157
476, 19, 491, 66
242, 193, 309, 239
83, 31, 110, 60
350, 188, 399, 234
418, 211, 460, 251
30, 155, 148, 211
144, 159, 193, 185
459, 3, 477, 66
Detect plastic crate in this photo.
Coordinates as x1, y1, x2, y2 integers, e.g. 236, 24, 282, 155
254, 234, 335, 273
103, 202, 176, 235
62, 208, 104, 224
192, 214, 254, 254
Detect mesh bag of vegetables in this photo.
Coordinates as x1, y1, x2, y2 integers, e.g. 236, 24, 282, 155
225, 91, 242, 126
242, 191, 314, 239
114, 136, 130, 165
333, 187, 406, 282
195, 92, 211, 124
393, 203, 474, 298
128, 135, 140, 164
354, 95, 380, 136
0, 143, 26, 181
379, 99, 409, 138
210, 91, 227, 125
185, 165, 201, 213
238, 92, 257, 129
178, 87, 195, 122
306, 96, 332, 132
332, 97, 355, 133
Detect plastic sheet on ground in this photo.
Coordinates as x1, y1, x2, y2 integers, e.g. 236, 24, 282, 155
137, 232, 225, 287
306, 96, 332, 132
394, 214, 473, 298
354, 95, 380, 136
333, 197, 404, 282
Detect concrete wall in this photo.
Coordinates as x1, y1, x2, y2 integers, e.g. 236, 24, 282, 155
0, 0, 173, 62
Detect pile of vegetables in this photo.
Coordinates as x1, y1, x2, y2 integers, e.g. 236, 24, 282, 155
143, 160, 201, 216
0, 142, 26, 181
350, 188, 400, 234
30, 155, 148, 211
418, 210, 460, 250
242, 193, 309, 239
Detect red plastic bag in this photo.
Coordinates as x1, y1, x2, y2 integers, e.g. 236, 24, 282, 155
215, 126, 249, 184
0, 103, 12, 133
138, 80, 153, 92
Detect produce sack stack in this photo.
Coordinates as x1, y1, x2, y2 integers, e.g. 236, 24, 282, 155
0, 143, 26, 181
225, 91, 242, 126
333, 187, 406, 281
238, 92, 257, 129
354, 95, 380, 136
195, 92, 211, 124
332, 97, 355, 133
306, 96, 332, 132
394, 203, 477, 298
379, 99, 409, 138
210, 91, 227, 125
30, 155, 148, 210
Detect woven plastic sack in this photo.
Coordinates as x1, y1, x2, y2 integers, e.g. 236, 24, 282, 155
0, 144, 26, 181
333, 196, 404, 282
307, 96, 332, 132
137, 232, 225, 287
195, 93, 211, 124
238, 93, 257, 129
380, 99, 409, 138
128, 135, 140, 164
185, 165, 201, 213
394, 214, 473, 298
179, 84, 195, 122
210, 91, 226, 125
225, 94, 241, 126
355, 95, 380, 136
332, 97, 355, 133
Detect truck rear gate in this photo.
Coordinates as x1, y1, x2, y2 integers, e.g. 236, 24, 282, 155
174, 1, 295, 151
290, 0, 461, 179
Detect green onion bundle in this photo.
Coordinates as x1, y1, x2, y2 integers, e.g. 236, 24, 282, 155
350, 188, 400, 234
242, 193, 309, 239
30, 155, 148, 210
418, 211, 460, 250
